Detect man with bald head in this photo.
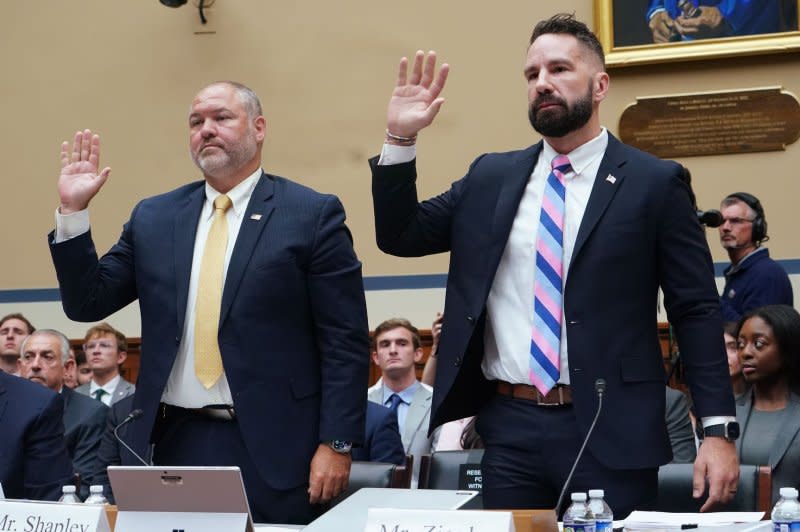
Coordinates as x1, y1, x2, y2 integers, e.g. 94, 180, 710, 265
49, 81, 369, 524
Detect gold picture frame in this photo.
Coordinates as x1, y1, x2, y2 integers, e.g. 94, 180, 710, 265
594, 0, 800, 68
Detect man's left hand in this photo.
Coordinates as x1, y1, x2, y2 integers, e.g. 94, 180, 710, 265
693, 436, 739, 512
308, 444, 352, 504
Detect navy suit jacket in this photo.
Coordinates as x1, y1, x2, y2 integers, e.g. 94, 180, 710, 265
352, 402, 405, 465
0, 372, 73, 500
61, 386, 108, 495
371, 134, 734, 470
50, 172, 369, 490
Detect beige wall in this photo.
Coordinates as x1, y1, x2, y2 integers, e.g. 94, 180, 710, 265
2, 1, 799, 333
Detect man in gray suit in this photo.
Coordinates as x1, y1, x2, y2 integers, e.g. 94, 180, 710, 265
368, 318, 438, 487
18, 329, 108, 494
75, 322, 135, 406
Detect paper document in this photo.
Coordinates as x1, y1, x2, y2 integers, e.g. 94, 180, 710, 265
623, 510, 764, 529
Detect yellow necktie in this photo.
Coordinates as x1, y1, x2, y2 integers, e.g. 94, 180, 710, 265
195, 194, 233, 388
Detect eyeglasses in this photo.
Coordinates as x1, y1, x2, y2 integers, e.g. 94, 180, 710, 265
721, 217, 755, 226
83, 341, 116, 350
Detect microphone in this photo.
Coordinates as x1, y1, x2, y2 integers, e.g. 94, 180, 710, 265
696, 209, 723, 228
113, 408, 150, 466
554, 378, 606, 518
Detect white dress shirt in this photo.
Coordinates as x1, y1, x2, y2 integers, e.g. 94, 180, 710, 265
55, 168, 263, 407
378, 133, 734, 428
89, 374, 120, 406
380, 129, 608, 385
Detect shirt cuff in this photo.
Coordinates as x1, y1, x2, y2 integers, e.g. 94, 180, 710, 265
54, 208, 90, 243
378, 143, 416, 165
700, 415, 737, 428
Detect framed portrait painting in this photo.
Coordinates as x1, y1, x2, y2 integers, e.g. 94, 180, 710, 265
594, 0, 800, 67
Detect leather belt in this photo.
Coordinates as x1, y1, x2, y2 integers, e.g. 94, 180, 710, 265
160, 403, 236, 421
496, 381, 573, 406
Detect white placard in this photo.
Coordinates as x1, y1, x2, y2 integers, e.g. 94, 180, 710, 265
0, 499, 110, 532
364, 508, 515, 532
114, 510, 249, 532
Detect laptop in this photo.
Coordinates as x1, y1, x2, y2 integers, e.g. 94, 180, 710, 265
302, 487, 478, 531
108, 466, 254, 532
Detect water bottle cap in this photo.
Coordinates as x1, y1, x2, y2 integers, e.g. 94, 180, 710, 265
780, 487, 799, 498
571, 492, 587, 501
588, 489, 604, 498
89, 485, 103, 494
62, 485, 76, 493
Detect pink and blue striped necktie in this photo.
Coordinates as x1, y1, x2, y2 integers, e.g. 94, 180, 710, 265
529, 154, 571, 395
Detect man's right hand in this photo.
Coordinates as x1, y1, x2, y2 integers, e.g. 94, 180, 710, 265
649, 11, 676, 43
58, 129, 111, 215
386, 50, 450, 141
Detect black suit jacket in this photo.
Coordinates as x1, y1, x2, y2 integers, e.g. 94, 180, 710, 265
61, 386, 108, 495
0, 372, 73, 500
371, 134, 734, 470
352, 402, 405, 465
50, 172, 369, 491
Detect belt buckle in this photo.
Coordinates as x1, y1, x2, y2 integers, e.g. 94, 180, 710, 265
537, 386, 564, 406
203, 405, 236, 420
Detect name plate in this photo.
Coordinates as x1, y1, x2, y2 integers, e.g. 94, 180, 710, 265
114, 511, 249, 532
0, 500, 110, 532
458, 464, 483, 492
364, 508, 514, 532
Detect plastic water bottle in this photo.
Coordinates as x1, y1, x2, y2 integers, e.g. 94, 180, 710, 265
588, 489, 613, 532
84, 485, 109, 505
772, 487, 800, 531
563, 492, 596, 532
57, 485, 82, 503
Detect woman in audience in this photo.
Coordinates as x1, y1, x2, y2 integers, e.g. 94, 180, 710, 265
735, 305, 800, 503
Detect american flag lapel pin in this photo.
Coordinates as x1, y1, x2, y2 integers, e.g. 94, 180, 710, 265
605, 174, 616, 184
250, 214, 262, 221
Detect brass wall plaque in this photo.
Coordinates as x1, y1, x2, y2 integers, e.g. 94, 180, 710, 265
618, 87, 800, 158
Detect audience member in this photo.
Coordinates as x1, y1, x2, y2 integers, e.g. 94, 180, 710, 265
90, 395, 145, 503
75, 323, 135, 406
724, 321, 747, 398
351, 402, 406, 465
0, 313, 35, 374
74, 350, 93, 387
719, 192, 792, 322
0, 369, 74, 500
49, 81, 368, 524
63, 348, 79, 389
734, 304, 800, 505
368, 318, 438, 487
18, 329, 108, 495
665, 386, 696, 463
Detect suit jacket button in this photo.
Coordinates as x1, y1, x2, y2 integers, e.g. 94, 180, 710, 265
454, 356, 462, 366
175, 337, 180, 345
466, 316, 474, 323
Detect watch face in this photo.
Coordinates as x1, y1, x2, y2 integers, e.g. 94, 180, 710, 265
726, 422, 740, 440
331, 440, 352, 452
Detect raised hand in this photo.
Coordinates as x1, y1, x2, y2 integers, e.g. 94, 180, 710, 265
58, 129, 111, 214
386, 50, 450, 140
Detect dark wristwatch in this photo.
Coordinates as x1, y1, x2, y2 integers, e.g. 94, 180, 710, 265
327, 440, 353, 454
696, 421, 740, 442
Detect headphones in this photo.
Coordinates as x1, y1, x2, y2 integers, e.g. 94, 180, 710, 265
724, 192, 768, 244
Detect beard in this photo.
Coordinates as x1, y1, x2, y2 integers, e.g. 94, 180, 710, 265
192, 132, 258, 178
528, 84, 593, 138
